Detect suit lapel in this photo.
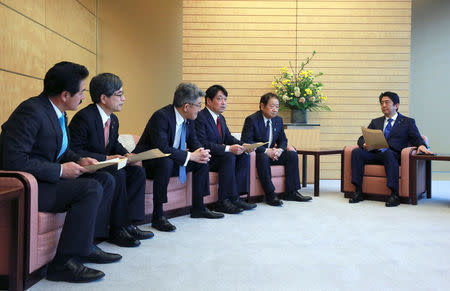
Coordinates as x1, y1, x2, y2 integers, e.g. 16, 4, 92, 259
40, 95, 63, 161
168, 106, 177, 144
388, 113, 404, 138
92, 105, 106, 149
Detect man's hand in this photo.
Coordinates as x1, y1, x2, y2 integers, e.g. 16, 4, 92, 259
107, 154, 125, 160
417, 145, 433, 155
363, 143, 375, 151
190, 147, 211, 164
78, 157, 98, 166
61, 162, 88, 179
229, 144, 245, 155
286, 145, 296, 152
265, 148, 279, 161
124, 153, 139, 165
242, 143, 254, 153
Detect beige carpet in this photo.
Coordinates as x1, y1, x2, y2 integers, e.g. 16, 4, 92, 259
30, 180, 450, 291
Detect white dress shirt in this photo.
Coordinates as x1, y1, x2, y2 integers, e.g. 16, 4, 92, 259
49, 99, 64, 176
383, 112, 398, 131
96, 104, 111, 128
263, 116, 273, 148
206, 107, 230, 152
173, 107, 190, 166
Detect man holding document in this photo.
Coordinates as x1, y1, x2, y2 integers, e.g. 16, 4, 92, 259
70, 73, 153, 248
195, 85, 256, 214
241, 93, 312, 206
350, 91, 432, 207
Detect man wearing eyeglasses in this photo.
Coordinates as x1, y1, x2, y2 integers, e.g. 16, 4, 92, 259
69, 73, 153, 247
241, 92, 312, 206
134, 83, 223, 232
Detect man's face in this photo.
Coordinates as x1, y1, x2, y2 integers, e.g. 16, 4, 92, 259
380, 96, 398, 117
207, 90, 227, 114
185, 97, 202, 120
65, 80, 86, 111
260, 97, 279, 119
102, 87, 125, 113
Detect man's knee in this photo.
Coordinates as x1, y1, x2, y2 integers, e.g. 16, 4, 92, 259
81, 179, 104, 203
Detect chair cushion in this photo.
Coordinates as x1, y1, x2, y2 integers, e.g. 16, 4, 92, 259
364, 165, 401, 178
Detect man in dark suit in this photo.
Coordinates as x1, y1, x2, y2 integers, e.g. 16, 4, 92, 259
349, 91, 432, 207
0, 62, 121, 283
69, 73, 153, 247
134, 83, 223, 232
241, 92, 312, 206
195, 85, 256, 214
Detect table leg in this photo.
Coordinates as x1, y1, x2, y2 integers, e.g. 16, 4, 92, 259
302, 154, 307, 187
314, 154, 320, 196
426, 160, 432, 198
409, 158, 417, 205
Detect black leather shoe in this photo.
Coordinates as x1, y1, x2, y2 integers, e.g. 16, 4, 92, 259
80, 245, 122, 264
385, 195, 400, 207
109, 227, 141, 247
349, 191, 364, 203
191, 207, 225, 219
47, 258, 105, 283
282, 191, 312, 202
232, 198, 257, 210
265, 193, 283, 206
215, 199, 243, 214
127, 225, 154, 240
152, 216, 176, 232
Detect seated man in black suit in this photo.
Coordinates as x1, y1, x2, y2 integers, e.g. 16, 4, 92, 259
241, 92, 312, 206
134, 83, 223, 232
349, 91, 432, 207
195, 85, 256, 214
0, 62, 120, 283
69, 73, 153, 247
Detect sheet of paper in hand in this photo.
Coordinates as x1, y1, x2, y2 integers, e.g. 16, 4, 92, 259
361, 127, 389, 150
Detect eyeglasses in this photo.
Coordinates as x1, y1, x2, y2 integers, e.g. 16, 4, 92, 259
189, 102, 202, 108
113, 91, 124, 98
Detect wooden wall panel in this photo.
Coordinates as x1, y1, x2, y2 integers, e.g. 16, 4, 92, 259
183, 0, 411, 180
45, 0, 96, 52
78, 0, 96, 14
1, 0, 45, 23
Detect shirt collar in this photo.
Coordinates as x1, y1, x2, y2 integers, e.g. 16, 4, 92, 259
174, 107, 185, 126
206, 107, 219, 124
386, 112, 398, 122
48, 98, 63, 119
263, 115, 271, 125
96, 104, 111, 127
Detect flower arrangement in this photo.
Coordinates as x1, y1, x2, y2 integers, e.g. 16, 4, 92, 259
271, 51, 330, 112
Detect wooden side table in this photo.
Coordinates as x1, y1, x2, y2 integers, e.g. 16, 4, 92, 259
296, 148, 343, 196
409, 153, 450, 205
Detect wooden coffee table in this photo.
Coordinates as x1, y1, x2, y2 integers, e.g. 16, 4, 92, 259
296, 147, 343, 196
409, 153, 450, 205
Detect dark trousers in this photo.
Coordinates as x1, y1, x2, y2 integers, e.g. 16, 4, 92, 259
351, 148, 401, 192
37, 171, 115, 257
105, 165, 146, 228
145, 157, 210, 219
209, 152, 250, 201
255, 150, 301, 195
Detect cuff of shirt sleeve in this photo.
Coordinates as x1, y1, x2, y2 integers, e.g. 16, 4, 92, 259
59, 164, 63, 177
225, 145, 230, 152
183, 152, 190, 167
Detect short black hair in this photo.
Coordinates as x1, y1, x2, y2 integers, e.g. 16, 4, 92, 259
173, 83, 205, 107
379, 91, 400, 105
43, 61, 89, 97
89, 73, 123, 103
259, 92, 279, 109
205, 84, 228, 104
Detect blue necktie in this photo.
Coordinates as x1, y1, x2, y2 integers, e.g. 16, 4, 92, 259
384, 118, 393, 139
179, 121, 186, 184
57, 114, 68, 160
265, 120, 270, 145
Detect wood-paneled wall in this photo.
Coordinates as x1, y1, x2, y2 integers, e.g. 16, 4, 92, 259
182, 0, 411, 179
0, 0, 97, 125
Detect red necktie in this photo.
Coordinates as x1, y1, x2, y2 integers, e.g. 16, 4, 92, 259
104, 118, 110, 147
216, 116, 222, 139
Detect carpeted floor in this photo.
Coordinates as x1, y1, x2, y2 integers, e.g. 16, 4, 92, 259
30, 180, 450, 291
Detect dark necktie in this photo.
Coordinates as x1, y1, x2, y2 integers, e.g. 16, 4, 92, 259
179, 121, 186, 184
216, 116, 222, 139
57, 114, 68, 160
265, 120, 270, 145
384, 118, 393, 139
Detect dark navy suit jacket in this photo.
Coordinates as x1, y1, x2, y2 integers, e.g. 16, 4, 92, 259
195, 107, 242, 156
241, 111, 287, 153
134, 104, 202, 166
358, 113, 426, 153
0, 94, 81, 183
69, 103, 128, 161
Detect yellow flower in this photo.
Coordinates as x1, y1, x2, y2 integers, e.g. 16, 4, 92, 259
305, 88, 312, 95
271, 81, 276, 88
282, 79, 289, 85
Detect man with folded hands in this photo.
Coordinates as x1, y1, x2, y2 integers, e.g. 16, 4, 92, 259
0, 62, 120, 283
134, 83, 223, 232
241, 92, 312, 206
349, 91, 432, 207
195, 85, 256, 214
69, 73, 153, 247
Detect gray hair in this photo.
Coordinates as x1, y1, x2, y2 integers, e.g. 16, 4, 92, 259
173, 83, 205, 107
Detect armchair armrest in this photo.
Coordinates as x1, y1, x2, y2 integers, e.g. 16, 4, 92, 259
341, 145, 358, 192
